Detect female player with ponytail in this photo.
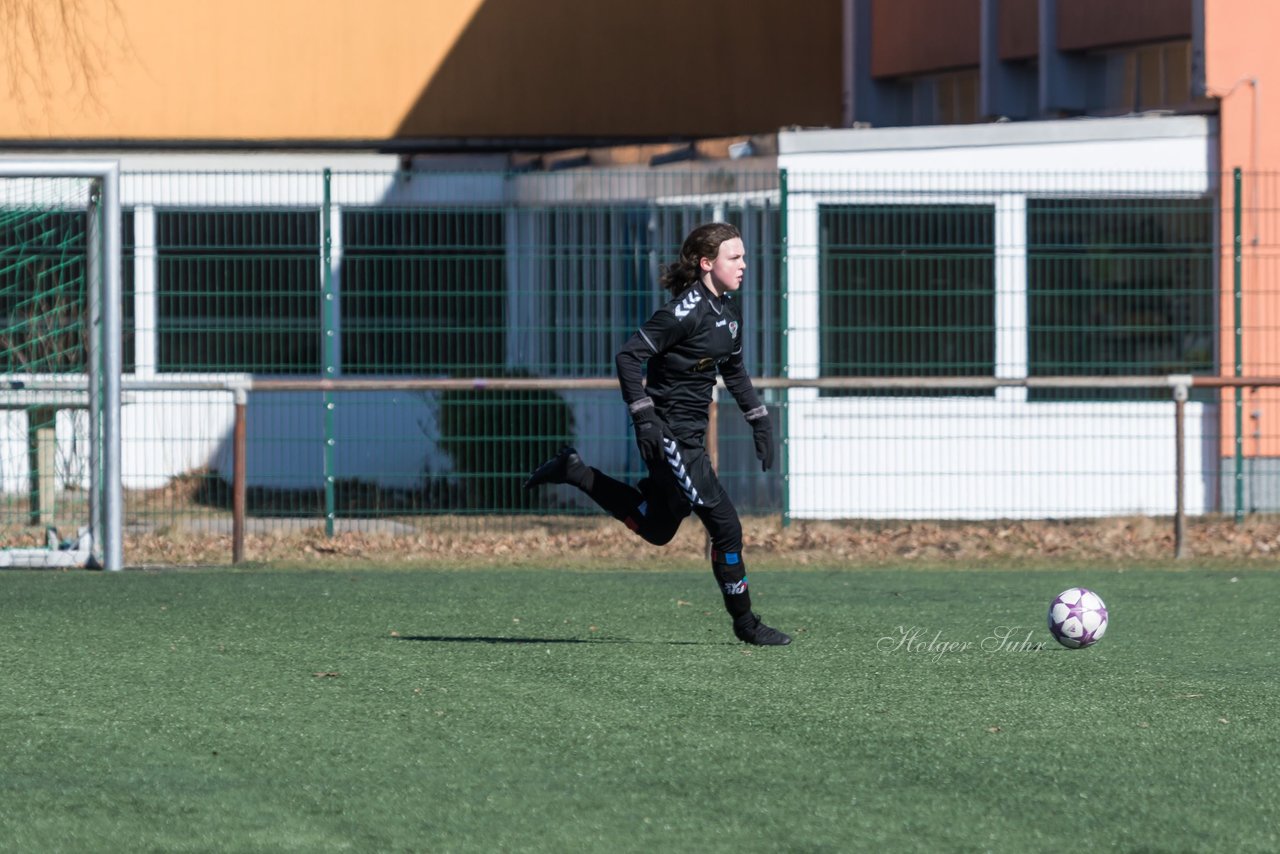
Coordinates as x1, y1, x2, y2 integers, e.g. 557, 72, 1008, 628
524, 222, 789, 646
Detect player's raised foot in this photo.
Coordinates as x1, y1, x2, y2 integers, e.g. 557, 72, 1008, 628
523, 446, 587, 490
733, 613, 792, 646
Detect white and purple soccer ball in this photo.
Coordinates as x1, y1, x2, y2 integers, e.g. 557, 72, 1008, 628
1047, 587, 1108, 649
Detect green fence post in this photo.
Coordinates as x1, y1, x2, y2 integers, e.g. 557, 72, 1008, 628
322, 168, 337, 536
1233, 167, 1244, 524
779, 167, 791, 528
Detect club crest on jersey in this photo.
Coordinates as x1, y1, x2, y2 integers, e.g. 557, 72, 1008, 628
728, 321, 739, 338
673, 289, 702, 318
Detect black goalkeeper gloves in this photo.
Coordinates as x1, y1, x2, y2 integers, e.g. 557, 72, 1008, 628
748, 411, 775, 472
632, 400, 774, 472
630, 403, 668, 463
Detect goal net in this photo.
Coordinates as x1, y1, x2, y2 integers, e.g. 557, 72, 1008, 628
0, 162, 122, 569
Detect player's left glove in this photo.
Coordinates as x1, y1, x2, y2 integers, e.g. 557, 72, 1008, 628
747, 407, 775, 472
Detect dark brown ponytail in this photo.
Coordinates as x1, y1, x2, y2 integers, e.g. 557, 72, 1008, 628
658, 222, 741, 297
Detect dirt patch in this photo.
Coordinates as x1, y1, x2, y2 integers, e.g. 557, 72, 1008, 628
96, 514, 1280, 569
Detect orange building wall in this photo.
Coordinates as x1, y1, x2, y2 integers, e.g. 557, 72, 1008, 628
0, 0, 843, 141
1204, 0, 1280, 456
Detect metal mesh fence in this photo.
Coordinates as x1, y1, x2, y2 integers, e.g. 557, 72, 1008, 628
4, 167, 1279, 562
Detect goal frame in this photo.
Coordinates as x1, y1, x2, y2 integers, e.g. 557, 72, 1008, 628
0, 160, 123, 570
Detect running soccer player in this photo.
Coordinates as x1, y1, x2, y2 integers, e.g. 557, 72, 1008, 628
524, 222, 790, 646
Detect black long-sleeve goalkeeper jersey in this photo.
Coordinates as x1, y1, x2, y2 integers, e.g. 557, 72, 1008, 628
615, 282, 765, 442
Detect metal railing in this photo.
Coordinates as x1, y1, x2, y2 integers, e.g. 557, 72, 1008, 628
4, 373, 1268, 564
5, 166, 1280, 565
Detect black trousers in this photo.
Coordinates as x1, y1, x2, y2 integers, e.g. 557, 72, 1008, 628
583, 435, 743, 554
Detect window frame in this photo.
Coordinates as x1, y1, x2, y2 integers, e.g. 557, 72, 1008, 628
816, 197, 1000, 396
1024, 192, 1217, 401
151, 207, 323, 374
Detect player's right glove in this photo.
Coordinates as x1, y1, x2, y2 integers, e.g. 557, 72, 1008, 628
630, 400, 667, 463
746, 406, 775, 472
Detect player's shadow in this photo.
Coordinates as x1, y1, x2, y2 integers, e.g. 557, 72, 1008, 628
394, 635, 706, 646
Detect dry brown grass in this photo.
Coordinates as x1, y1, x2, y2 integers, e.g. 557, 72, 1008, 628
8, 501, 1280, 569
99, 514, 1280, 569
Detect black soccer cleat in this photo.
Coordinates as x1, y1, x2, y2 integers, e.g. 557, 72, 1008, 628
733, 613, 792, 646
523, 446, 585, 490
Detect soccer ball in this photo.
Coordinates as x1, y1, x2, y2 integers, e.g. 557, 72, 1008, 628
1047, 588, 1108, 649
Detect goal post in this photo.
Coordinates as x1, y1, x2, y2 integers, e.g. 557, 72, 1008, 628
0, 161, 122, 571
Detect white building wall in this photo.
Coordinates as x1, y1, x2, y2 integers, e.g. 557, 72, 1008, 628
787, 398, 1216, 519
0, 124, 1224, 519
778, 116, 1219, 518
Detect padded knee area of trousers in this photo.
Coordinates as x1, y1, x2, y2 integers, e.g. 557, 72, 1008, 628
707, 517, 742, 554
636, 516, 680, 546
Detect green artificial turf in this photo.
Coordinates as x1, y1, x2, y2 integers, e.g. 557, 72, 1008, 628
1, 566, 1276, 853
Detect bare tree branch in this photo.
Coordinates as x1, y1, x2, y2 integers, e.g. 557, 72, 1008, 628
0, 0, 127, 120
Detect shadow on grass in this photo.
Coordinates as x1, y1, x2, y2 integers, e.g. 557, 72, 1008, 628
395, 635, 708, 645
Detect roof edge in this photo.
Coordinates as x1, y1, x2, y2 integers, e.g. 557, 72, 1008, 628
779, 114, 1216, 156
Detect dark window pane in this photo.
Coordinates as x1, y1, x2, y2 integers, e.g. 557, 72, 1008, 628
537, 206, 645, 377
341, 209, 504, 374
1095, 40, 1193, 113
156, 210, 320, 373
525, 202, 781, 379
121, 210, 135, 373
1027, 197, 1214, 400
727, 202, 785, 378
819, 203, 996, 396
